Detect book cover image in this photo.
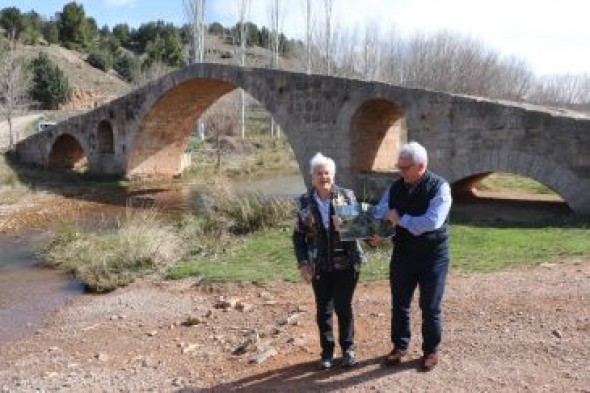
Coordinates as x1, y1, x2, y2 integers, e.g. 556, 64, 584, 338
334, 202, 395, 241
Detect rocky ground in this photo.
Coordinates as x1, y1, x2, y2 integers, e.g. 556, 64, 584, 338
0, 191, 589, 392
0, 255, 588, 392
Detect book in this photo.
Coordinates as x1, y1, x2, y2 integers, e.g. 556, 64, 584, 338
333, 202, 396, 241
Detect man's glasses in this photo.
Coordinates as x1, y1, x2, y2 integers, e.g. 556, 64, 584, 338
396, 163, 415, 171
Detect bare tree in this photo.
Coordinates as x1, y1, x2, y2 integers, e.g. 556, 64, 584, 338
530, 73, 590, 106
235, 0, 251, 139
0, 40, 31, 151
304, 0, 313, 74
184, 0, 207, 139
322, 0, 334, 75
184, 0, 206, 63
268, 0, 283, 138
361, 24, 380, 81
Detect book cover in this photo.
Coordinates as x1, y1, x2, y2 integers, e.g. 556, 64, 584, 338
334, 202, 395, 241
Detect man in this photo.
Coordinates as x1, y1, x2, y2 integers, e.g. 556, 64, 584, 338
372, 141, 452, 371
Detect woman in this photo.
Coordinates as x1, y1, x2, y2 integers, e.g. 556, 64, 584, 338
293, 152, 365, 369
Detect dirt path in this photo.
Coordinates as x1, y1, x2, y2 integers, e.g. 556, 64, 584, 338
0, 257, 588, 392
0, 114, 43, 151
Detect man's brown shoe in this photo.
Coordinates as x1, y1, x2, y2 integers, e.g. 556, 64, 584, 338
385, 348, 407, 366
421, 353, 439, 371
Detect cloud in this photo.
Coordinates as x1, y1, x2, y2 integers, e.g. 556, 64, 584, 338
103, 0, 137, 8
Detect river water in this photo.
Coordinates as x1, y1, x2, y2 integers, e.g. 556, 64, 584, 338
0, 233, 84, 344
0, 174, 307, 344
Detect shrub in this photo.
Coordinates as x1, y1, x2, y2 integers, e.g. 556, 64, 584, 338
40, 211, 185, 292
201, 178, 296, 234
87, 49, 113, 71
113, 52, 140, 82
29, 52, 71, 109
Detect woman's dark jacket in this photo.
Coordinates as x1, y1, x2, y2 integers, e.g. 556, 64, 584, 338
292, 185, 365, 273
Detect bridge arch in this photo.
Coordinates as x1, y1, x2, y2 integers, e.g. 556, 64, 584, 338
442, 149, 584, 212
349, 98, 406, 174
97, 120, 114, 154
48, 133, 88, 171
126, 68, 291, 177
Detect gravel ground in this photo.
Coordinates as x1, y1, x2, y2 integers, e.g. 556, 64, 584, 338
1, 258, 588, 392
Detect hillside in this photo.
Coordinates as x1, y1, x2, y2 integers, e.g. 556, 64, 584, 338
19, 44, 130, 110
14, 34, 301, 111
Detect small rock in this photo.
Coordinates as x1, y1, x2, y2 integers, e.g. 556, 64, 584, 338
171, 377, 184, 387
552, 329, 563, 339
249, 347, 278, 364
95, 353, 109, 362
181, 343, 199, 354
235, 301, 253, 312
214, 297, 239, 310
183, 316, 204, 326
259, 291, 273, 300
147, 330, 158, 337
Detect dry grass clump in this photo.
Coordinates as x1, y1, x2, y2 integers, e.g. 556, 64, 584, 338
41, 211, 184, 292
200, 178, 296, 234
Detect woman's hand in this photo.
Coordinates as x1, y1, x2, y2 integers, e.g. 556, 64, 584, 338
331, 215, 343, 231
299, 264, 314, 283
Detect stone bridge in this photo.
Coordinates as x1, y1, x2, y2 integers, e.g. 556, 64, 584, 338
15, 63, 590, 214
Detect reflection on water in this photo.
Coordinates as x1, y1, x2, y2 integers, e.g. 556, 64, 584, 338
0, 234, 84, 344
139, 174, 307, 213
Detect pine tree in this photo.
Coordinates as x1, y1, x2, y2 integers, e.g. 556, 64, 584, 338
29, 52, 71, 109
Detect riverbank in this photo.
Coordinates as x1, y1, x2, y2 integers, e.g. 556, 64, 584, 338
1, 258, 588, 392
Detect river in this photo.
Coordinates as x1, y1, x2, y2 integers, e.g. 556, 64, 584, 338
0, 233, 84, 344
0, 174, 307, 344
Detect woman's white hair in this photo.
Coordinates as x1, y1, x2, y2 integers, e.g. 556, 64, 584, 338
310, 152, 336, 174
399, 141, 428, 166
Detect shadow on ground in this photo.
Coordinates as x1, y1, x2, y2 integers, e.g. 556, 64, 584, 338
178, 356, 424, 393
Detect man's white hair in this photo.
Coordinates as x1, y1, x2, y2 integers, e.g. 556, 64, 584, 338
310, 152, 336, 174
399, 141, 428, 166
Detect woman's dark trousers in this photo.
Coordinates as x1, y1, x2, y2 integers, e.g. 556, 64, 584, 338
312, 267, 359, 359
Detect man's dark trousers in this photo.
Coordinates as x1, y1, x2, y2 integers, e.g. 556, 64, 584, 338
312, 268, 358, 358
389, 240, 449, 354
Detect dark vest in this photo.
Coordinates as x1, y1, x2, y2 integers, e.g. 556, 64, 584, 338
388, 171, 449, 252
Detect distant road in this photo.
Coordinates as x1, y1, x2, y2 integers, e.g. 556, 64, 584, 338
0, 114, 42, 151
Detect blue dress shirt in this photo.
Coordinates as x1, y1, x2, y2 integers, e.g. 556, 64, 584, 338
374, 181, 452, 236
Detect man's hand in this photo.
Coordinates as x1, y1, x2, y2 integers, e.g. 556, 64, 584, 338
365, 235, 383, 247
332, 215, 343, 231
386, 209, 400, 226
299, 264, 314, 283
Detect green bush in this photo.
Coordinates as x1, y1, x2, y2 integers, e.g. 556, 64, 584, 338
113, 52, 140, 82
87, 49, 112, 71
29, 52, 71, 109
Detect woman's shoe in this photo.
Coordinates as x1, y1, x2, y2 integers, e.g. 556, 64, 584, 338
342, 350, 358, 367
319, 357, 333, 370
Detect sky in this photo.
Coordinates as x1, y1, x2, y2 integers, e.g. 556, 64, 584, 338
4, 0, 590, 76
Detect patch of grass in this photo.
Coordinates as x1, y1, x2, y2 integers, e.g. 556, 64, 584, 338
477, 173, 556, 194
449, 224, 590, 271
168, 222, 590, 282
167, 226, 298, 282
